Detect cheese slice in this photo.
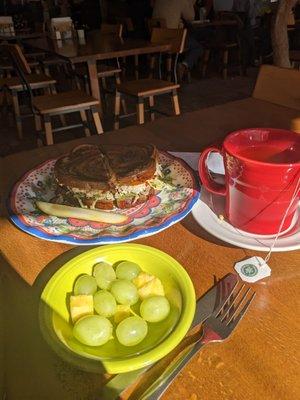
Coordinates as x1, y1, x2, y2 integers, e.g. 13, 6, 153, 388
138, 277, 165, 300
132, 272, 155, 289
70, 295, 94, 323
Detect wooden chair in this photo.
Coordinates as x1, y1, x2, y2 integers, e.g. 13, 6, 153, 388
3, 44, 103, 146
0, 56, 42, 77
0, 44, 58, 139
98, 23, 123, 88
50, 17, 75, 39
114, 28, 186, 129
202, 13, 243, 79
252, 64, 300, 111
76, 24, 124, 112
110, 18, 139, 79
149, 27, 187, 82
289, 50, 300, 69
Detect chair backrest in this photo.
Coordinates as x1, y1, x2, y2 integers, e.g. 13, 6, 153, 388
2, 43, 34, 112
100, 23, 123, 38
0, 16, 15, 36
151, 27, 187, 54
252, 64, 300, 111
50, 17, 74, 38
1, 43, 31, 75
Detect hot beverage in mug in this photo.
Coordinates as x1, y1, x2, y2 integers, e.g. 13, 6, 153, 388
198, 128, 300, 235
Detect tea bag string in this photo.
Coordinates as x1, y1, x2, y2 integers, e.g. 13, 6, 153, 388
211, 174, 300, 261
264, 176, 300, 264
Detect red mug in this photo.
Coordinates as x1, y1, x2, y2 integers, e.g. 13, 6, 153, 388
198, 128, 300, 235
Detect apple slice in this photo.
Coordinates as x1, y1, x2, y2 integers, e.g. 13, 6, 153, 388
36, 201, 127, 224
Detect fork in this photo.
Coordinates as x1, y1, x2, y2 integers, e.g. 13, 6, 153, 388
139, 283, 256, 400
101, 274, 237, 400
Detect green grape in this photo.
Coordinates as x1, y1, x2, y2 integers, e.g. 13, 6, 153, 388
140, 296, 170, 323
116, 316, 148, 346
94, 290, 117, 318
116, 261, 142, 281
110, 280, 139, 305
74, 274, 97, 295
93, 262, 116, 290
73, 315, 112, 346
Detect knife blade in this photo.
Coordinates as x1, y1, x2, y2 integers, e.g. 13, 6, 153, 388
100, 273, 237, 400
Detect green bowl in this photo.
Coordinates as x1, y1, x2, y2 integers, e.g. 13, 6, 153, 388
39, 244, 195, 374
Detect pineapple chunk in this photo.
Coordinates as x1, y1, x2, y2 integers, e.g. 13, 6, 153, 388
114, 305, 133, 324
138, 277, 165, 300
70, 295, 94, 323
133, 272, 155, 288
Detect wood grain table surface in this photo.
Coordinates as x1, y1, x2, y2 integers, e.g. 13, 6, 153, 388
0, 32, 42, 41
0, 101, 299, 400
25, 31, 171, 112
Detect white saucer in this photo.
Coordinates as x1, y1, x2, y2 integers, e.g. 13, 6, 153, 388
191, 190, 300, 252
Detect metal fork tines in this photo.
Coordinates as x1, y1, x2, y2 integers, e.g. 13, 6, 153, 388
203, 283, 256, 343
140, 282, 256, 400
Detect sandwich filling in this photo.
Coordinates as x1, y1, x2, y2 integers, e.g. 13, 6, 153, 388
54, 144, 160, 210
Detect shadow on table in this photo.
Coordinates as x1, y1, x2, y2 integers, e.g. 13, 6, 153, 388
0, 250, 121, 400
181, 212, 237, 249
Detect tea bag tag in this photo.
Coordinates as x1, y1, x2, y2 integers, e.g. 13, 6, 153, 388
234, 257, 271, 283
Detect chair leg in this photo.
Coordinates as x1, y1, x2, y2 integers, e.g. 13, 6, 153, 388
101, 77, 108, 91
34, 114, 43, 146
222, 50, 229, 79
149, 96, 155, 121
43, 115, 54, 145
80, 110, 91, 137
121, 56, 126, 78
237, 47, 243, 76
34, 114, 42, 131
171, 90, 180, 116
91, 107, 103, 134
149, 55, 155, 79
11, 90, 22, 139
202, 49, 210, 78
134, 55, 139, 80
115, 74, 127, 115
136, 98, 145, 125
44, 66, 50, 76
80, 76, 90, 94
51, 85, 66, 126
166, 54, 172, 81
114, 91, 121, 130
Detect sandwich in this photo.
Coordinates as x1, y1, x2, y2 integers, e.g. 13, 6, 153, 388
53, 143, 159, 210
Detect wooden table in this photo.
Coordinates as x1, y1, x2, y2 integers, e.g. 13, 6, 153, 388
0, 100, 299, 400
0, 32, 42, 41
25, 31, 171, 112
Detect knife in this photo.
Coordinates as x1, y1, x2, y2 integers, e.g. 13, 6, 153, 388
100, 273, 238, 400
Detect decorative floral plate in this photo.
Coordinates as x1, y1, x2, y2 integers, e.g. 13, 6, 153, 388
9, 151, 200, 245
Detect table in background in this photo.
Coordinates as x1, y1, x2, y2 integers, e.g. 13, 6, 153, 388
0, 32, 42, 42
25, 31, 171, 113
0, 98, 299, 400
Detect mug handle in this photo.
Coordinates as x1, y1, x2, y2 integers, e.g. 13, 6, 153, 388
198, 146, 226, 196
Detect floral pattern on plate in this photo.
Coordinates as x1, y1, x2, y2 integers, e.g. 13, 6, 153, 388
9, 151, 200, 244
